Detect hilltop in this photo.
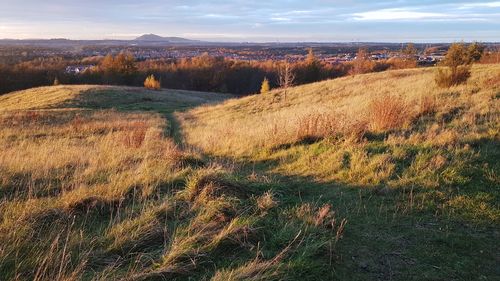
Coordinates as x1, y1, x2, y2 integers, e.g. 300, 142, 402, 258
135, 34, 199, 43
0, 64, 499, 280
0, 85, 229, 112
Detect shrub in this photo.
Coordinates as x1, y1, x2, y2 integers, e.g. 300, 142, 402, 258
435, 43, 472, 88
467, 42, 485, 63
349, 48, 376, 75
368, 94, 411, 132
260, 77, 270, 94
479, 51, 500, 64
435, 66, 471, 88
144, 74, 161, 90
387, 57, 417, 70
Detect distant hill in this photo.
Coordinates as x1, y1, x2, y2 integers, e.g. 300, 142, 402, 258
134, 34, 199, 43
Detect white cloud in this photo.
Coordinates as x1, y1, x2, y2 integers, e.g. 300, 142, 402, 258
202, 14, 239, 19
458, 1, 500, 9
270, 17, 291, 22
352, 8, 448, 21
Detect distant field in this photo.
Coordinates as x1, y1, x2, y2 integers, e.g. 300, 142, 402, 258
0, 65, 499, 280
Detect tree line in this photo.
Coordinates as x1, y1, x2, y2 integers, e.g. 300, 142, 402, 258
0, 44, 494, 95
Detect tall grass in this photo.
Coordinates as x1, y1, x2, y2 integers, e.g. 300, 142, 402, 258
0, 86, 347, 280
368, 94, 411, 132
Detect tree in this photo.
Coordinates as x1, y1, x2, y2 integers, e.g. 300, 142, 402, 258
278, 60, 295, 100
100, 54, 115, 73
305, 48, 318, 65
392, 43, 418, 69
144, 74, 161, 90
113, 52, 137, 75
467, 42, 485, 63
302, 48, 321, 83
278, 61, 295, 88
435, 43, 471, 87
402, 43, 417, 59
442, 43, 469, 68
350, 48, 375, 75
260, 77, 270, 94
99, 52, 137, 85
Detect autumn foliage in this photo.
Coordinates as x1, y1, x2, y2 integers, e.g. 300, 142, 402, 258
144, 74, 161, 90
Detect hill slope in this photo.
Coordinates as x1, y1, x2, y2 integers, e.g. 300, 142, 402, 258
0, 85, 349, 280
178, 64, 500, 279
0, 85, 230, 112
0, 64, 499, 280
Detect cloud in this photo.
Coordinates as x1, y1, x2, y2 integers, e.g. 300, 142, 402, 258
0, 0, 499, 41
201, 14, 240, 19
351, 3, 500, 22
352, 8, 448, 21
458, 1, 500, 9
270, 17, 292, 22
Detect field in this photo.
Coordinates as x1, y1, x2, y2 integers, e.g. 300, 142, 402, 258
0, 64, 499, 280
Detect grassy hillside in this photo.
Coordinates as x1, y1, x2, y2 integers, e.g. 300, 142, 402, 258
0, 86, 345, 280
0, 64, 499, 281
178, 64, 500, 280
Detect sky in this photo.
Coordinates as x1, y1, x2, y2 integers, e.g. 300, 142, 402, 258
0, 0, 499, 42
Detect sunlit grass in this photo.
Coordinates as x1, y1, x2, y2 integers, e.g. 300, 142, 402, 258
1, 64, 499, 280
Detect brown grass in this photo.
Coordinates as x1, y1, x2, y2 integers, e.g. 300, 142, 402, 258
0, 85, 351, 280
368, 94, 411, 132
180, 64, 500, 158
435, 66, 471, 88
484, 71, 500, 88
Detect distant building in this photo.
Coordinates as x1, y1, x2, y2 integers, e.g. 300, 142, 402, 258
65, 65, 95, 74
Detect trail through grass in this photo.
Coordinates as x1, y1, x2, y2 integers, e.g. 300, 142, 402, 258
1, 64, 499, 280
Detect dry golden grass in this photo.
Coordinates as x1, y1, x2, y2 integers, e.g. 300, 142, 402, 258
0, 86, 246, 280
1, 64, 499, 280
367, 94, 411, 132
179, 64, 500, 157
0, 108, 186, 280
174, 65, 499, 281
0, 85, 346, 280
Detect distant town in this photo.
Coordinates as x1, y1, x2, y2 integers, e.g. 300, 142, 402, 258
1, 36, 498, 95
2, 36, 499, 67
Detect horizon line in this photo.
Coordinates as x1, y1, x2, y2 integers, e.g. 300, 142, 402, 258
1, 37, 499, 44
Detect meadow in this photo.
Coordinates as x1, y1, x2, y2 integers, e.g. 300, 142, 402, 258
0, 64, 499, 280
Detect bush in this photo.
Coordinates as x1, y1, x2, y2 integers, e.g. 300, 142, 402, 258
368, 94, 411, 132
387, 57, 417, 70
349, 48, 376, 75
435, 66, 471, 88
435, 43, 472, 88
144, 74, 161, 90
260, 77, 270, 94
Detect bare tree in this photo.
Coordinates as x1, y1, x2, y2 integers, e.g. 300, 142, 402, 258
278, 60, 295, 101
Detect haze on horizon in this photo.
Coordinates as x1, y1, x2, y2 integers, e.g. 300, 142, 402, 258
0, 0, 499, 42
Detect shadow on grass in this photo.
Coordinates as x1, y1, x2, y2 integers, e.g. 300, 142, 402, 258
42, 86, 498, 281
